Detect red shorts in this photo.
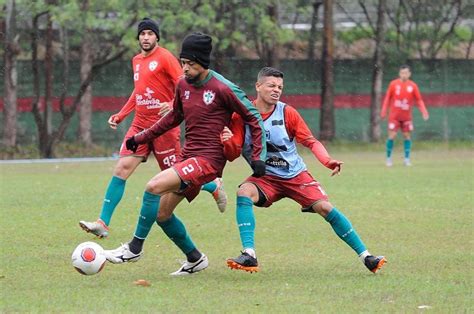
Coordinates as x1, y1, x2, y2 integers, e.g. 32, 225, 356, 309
173, 157, 218, 202
243, 170, 329, 210
388, 119, 414, 132
120, 125, 181, 171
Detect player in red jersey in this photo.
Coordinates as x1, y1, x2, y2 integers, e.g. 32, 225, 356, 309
79, 19, 227, 239
221, 67, 386, 274
103, 33, 266, 276
381, 65, 429, 166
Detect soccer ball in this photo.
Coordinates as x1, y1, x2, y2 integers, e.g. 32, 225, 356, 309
71, 242, 106, 275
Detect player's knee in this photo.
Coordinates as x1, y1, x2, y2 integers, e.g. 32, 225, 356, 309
237, 186, 249, 197
157, 211, 171, 222
145, 180, 160, 194
237, 186, 259, 204
312, 201, 333, 217
113, 167, 127, 179
113, 163, 134, 179
237, 184, 257, 200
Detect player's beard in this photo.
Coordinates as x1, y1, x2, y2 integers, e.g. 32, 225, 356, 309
184, 73, 200, 84
140, 41, 156, 52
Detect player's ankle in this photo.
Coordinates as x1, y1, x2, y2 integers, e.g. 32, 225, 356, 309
129, 237, 144, 254
244, 248, 256, 259
97, 219, 109, 229
358, 250, 370, 263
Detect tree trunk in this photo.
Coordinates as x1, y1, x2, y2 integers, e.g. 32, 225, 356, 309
369, 0, 386, 142
31, 12, 46, 152
308, 0, 323, 61
263, 3, 280, 68
40, 11, 54, 157
2, 0, 19, 148
466, 26, 473, 59
79, 23, 93, 146
319, 0, 335, 141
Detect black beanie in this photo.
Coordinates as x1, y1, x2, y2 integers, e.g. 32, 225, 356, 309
179, 32, 212, 69
137, 18, 160, 41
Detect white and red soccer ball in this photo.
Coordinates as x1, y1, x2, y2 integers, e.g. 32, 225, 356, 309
71, 242, 106, 275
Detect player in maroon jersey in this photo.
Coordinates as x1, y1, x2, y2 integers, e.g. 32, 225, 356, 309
79, 19, 228, 239
104, 33, 266, 275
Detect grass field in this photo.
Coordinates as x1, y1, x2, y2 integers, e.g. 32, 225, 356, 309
1, 145, 472, 312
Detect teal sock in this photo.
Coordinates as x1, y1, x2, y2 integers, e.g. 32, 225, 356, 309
386, 139, 394, 158
325, 208, 367, 255
236, 196, 255, 250
201, 180, 217, 193
133, 191, 160, 239
404, 139, 411, 159
99, 176, 126, 226
157, 214, 196, 254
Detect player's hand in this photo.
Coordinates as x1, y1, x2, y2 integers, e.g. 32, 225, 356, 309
125, 136, 139, 153
220, 126, 233, 142
423, 113, 429, 121
380, 112, 386, 120
108, 114, 120, 129
159, 102, 173, 118
251, 160, 266, 177
326, 159, 344, 176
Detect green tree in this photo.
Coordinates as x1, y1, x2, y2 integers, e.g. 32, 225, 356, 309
140, 0, 294, 70
23, 0, 137, 157
386, 0, 464, 61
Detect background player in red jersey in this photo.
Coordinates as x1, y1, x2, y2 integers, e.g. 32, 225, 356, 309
222, 67, 386, 274
381, 65, 429, 166
103, 33, 266, 276
79, 19, 227, 239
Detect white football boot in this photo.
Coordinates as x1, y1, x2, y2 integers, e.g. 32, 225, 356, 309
79, 219, 109, 238
211, 178, 227, 213
386, 157, 393, 167
170, 254, 209, 276
404, 158, 412, 166
104, 243, 142, 264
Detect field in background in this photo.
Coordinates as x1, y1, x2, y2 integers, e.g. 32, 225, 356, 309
0, 147, 472, 312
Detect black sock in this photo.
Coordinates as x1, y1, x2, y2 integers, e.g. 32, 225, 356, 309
186, 248, 202, 263
128, 237, 144, 254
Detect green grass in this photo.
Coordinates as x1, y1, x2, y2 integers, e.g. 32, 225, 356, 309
1, 147, 473, 312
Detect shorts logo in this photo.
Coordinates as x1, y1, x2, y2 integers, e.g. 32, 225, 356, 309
184, 90, 190, 100
203, 90, 216, 105
407, 85, 413, 93
149, 61, 158, 71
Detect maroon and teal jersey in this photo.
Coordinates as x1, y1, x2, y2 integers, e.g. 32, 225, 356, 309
134, 70, 266, 176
